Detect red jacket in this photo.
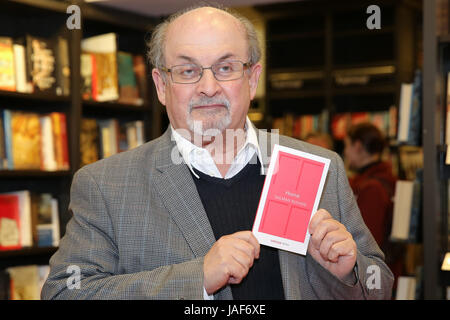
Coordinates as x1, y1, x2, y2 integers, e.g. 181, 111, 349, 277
349, 161, 396, 248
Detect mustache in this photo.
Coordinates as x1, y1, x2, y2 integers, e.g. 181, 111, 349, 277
188, 97, 230, 112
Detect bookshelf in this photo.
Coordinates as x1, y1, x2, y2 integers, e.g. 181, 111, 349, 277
0, 0, 158, 289
422, 0, 450, 300
255, 0, 419, 155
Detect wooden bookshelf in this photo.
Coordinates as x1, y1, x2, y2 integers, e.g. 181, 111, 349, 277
0, 0, 158, 277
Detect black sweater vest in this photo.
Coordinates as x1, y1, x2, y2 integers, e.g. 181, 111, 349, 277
191, 158, 285, 300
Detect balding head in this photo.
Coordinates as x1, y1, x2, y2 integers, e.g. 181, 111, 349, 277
147, 5, 261, 70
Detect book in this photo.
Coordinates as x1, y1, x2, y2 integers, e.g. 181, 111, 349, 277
133, 55, 148, 105
13, 41, 30, 93
55, 37, 70, 96
1, 191, 32, 248
6, 265, 49, 300
81, 33, 119, 102
81, 53, 93, 100
117, 51, 140, 105
407, 70, 422, 146
390, 180, 414, 241
395, 276, 417, 300
25, 35, 57, 94
39, 115, 57, 171
252, 144, 330, 255
35, 194, 59, 247
0, 194, 21, 251
98, 119, 119, 158
50, 112, 69, 170
80, 118, 99, 167
0, 113, 6, 169
397, 83, 413, 143
0, 37, 16, 91
10, 111, 42, 170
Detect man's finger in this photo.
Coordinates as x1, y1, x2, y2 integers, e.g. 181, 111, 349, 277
310, 218, 340, 250
232, 231, 260, 259
309, 209, 332, 235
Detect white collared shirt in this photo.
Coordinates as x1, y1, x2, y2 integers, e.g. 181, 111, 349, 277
170, 116, 264, 300
171, 116, 264, 179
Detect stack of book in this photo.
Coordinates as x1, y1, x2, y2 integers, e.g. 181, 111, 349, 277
2, 265, 50, 300
81, 33, 148, 105
0, 35, 70, 96
0, 110, 69, 171
0, 191, 60, 251
80, 118, 145, 167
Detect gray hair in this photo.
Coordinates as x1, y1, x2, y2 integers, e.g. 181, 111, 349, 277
147, 4, 261, 70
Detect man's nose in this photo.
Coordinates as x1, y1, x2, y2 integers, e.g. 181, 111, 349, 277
196, 68, 221, 97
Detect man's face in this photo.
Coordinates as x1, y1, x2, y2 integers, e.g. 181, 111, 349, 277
152, 8, 261, 137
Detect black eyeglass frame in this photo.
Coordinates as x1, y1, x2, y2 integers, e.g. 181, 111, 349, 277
160, 60, 252, 84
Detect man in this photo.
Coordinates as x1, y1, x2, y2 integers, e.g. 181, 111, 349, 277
41, 6, 393, 300
344, 122, 402, 287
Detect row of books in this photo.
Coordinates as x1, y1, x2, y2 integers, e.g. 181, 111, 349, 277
0, 35, 70, 96
80, 118, 146, 167
0, 265, 50, 300
0, 110, 69, 171
272, 111, 329, 139
331, 109, 395, 141
81, 33, 148, 105
0, 191, 60, 251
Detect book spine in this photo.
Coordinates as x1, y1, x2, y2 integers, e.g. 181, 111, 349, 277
3, 110, 13, 170
59, 113, 69, 170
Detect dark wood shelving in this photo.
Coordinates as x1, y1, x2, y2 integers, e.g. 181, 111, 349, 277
0, 247, 57, 259
0, 170, 72, 178
82, 100, 151, 112
0, 90, 71, 103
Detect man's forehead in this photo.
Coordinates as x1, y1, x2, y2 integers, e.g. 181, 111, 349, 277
165, 8, 247, 62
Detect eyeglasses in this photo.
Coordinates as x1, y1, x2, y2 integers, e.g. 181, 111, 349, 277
161, 60, 251, 84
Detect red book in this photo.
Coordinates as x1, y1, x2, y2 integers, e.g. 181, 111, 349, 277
0, 194, 21, 251
253, 144, 330, 255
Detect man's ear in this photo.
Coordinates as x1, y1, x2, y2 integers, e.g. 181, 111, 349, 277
151, 68, 167, 106
248, 63, 262, 100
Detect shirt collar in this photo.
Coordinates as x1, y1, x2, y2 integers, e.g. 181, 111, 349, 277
170, 116, 264, 178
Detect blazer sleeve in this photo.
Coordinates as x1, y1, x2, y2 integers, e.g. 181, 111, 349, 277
304, 153, 394, 299
41, 166, 205, 300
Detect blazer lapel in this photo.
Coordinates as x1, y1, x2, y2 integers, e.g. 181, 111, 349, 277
152, 128, 216, 258
151, 128, 233, 299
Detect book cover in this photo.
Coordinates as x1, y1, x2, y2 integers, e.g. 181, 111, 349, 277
10, 111, 42, 170
133, 55, 147, 105
39, 115, 57, 171
252, 144, 330, 255
117, 51, 140, 105
80, 118, 99, 167
55, 37, 70, 96
0, 37, 16, 91
0, 194, 21, 251
25, 35, 57, 94
81, 33, 119, 102
397, 83, 413, 143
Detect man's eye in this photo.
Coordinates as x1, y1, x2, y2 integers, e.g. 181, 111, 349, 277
176, 66, 199, 78
218, 64, 232, 73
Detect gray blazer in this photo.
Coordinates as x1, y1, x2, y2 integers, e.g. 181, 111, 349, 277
41, 127, 394, 300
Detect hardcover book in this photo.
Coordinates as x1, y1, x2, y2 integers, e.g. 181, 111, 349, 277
252, 144, 330, 255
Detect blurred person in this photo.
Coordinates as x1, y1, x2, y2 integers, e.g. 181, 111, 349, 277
344, 122, 403, 286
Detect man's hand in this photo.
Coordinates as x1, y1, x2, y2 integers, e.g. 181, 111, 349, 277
203, 231, 260, 295
308, 209, 357, 281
